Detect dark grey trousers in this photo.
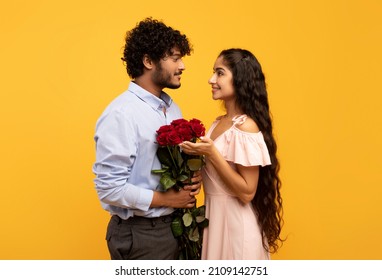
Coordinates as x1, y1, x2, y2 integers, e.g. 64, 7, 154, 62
106, 215, 179, 260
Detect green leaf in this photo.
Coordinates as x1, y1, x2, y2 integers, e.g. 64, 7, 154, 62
197, 205, 206, 216
151, 168, 168, 174
174, 147, 184, 166
195, 216, 205, 223
187, 158, 203, 171
177, 174, 189, 182
182, 212, 193, 227
171, 168, 179, 178
188, 226, 199, 242
191, 206, 200, 217
157, 147, 174, 167
171, 217, 183, 237
160, 173, 176, 190
198, 218, 209, 228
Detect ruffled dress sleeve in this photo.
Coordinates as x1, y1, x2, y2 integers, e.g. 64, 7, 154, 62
221, 115, 271, 167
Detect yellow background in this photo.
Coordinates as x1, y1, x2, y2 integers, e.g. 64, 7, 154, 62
1, 0, 381, 259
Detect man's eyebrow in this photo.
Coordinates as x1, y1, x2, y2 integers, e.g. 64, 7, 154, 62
165, 51, 181, 57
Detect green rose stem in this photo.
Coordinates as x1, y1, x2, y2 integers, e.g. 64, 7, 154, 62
167, 145, 179, 173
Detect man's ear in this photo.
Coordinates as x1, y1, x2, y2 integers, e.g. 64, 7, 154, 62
142, 54, 154, 70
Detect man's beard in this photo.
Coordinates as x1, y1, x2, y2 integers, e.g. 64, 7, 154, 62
153, 62, 181, 89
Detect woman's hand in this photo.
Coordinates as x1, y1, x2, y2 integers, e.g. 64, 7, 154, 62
179, 137, 215, 157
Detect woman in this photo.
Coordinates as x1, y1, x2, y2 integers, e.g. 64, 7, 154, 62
179, 48, 283, 259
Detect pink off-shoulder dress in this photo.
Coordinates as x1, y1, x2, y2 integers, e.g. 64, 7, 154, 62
201, 115, 271, 260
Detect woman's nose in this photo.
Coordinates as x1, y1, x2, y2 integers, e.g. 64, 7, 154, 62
208, 74, 216, 84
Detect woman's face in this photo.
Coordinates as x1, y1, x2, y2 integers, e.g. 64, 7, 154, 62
208, 56, 235, 101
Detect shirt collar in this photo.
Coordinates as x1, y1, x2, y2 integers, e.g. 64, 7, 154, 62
128, 81, 172, 110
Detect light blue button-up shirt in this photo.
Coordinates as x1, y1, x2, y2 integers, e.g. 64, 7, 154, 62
93, 82, 182, 219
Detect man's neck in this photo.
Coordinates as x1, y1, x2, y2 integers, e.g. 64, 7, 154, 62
133, 77, 162, 98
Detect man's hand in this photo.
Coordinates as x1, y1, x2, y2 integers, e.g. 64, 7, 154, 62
183, 170, 202, 197
151, 170, 202, 208
151, 188, 196, 208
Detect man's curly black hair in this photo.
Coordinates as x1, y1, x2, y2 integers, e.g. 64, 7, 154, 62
122, 17, 193, 79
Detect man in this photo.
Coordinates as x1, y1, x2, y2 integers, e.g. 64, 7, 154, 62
93, 18, 200, 260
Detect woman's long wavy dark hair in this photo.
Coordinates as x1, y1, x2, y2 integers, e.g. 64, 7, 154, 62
219, 48, 284, 253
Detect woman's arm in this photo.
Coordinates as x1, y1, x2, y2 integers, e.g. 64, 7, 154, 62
179, 137, 259, 204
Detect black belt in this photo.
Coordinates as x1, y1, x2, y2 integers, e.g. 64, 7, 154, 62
113, 214, 173, 227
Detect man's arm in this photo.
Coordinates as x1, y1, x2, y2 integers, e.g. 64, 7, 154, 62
93, 110, 154, 211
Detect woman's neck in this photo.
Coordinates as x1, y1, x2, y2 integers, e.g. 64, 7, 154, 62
224, 100, 243, 119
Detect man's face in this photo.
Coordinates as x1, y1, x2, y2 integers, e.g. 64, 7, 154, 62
152, 47, 185, 89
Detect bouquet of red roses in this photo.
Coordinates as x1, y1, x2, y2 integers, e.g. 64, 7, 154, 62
152, 118, 209, 260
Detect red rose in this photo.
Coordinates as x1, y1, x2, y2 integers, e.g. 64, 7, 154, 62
166, 129, 183, 145
189, 118, 205, 138
175, 123, 193, 141
156, 119, 205, 146
170, 118, 188, 127
156, 133, 168, 146
156, 125, 173, 146
156, 124, 172, 135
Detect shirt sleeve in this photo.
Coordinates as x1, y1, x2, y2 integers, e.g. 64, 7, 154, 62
92, 110, 153, 211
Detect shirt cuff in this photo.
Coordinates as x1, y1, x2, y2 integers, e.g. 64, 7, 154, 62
134, 188, 154, 211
